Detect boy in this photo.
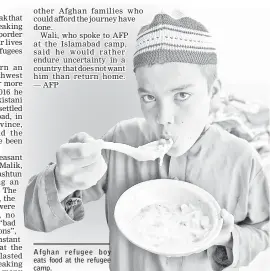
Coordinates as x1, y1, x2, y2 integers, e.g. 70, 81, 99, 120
24, 12, 269, 271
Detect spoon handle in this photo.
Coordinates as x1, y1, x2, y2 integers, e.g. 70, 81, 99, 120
100, 140, 139, 160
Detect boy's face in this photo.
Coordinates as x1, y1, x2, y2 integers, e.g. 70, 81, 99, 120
135, 62, 212, 157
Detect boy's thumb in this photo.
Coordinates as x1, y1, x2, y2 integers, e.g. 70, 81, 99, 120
220, 209, 234, 231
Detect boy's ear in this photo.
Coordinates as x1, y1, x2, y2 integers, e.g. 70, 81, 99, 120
210, 78, 222, 98
209, 78, 223, 115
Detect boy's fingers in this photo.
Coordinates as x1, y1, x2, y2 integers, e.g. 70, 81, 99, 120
68, 132, 94, 143
59, 142, 102, 160
60, 143, 92, 159
73, 156, 107, 184
70, 154, 103, 168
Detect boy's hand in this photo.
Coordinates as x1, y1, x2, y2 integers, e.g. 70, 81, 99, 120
211, 209, 234, 248
55, 132, 107, 201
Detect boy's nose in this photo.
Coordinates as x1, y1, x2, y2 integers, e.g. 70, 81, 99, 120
156, 104, 174, 125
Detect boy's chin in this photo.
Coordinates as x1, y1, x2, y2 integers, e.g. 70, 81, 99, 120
166, 142, 193, 157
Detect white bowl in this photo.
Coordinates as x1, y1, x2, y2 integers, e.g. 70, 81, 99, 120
114, 179, 223, 257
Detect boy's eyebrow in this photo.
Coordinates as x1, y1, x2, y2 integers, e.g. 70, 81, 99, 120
138, 84, 194, 94
138, 87, 151, 93
170, 84, 194, 92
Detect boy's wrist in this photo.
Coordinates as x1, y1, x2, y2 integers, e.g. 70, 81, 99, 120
54, 166, 75, 202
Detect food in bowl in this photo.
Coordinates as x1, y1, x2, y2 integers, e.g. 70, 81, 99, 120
131, 202, 211, 248
114, 179, 222, 256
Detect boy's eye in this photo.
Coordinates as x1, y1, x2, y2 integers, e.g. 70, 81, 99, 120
141, 95, 156, 103
174, 92, 191, 101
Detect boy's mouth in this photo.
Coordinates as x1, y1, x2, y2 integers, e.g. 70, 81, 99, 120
161, 134, 171, 140
160, 130, 173, 140
160, 133, 176, 143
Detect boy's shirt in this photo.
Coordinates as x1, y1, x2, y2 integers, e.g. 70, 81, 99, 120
24, 118, 269, 271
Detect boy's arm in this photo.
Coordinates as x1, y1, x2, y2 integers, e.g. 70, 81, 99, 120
230, 168, 269, 267
24, 162, 107, 232
208, 166, 270, 271
24, 163, 81, 232
24, 125, 117, 233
